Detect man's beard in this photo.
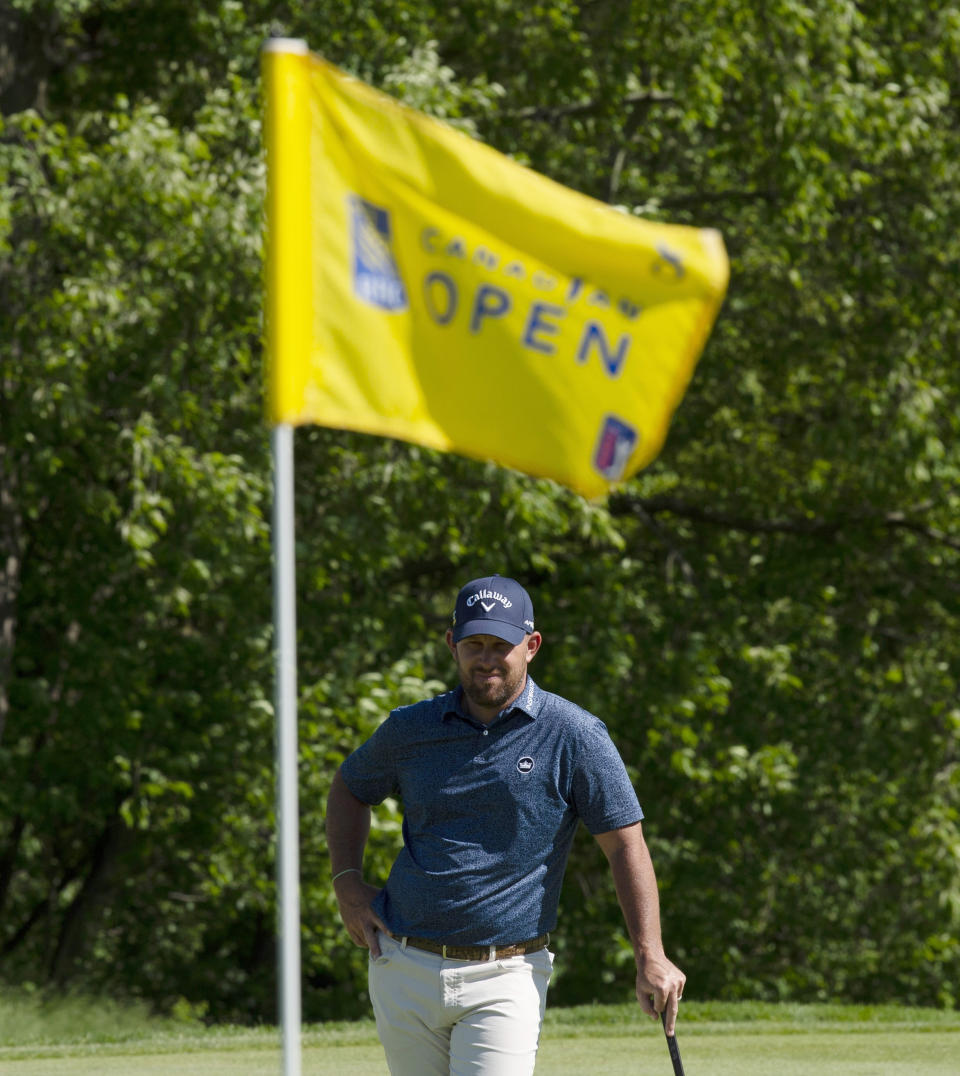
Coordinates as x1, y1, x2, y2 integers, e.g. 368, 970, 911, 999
457, 658, 526, 713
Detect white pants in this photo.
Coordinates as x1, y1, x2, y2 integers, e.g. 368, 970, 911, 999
368, 932, 554, 1076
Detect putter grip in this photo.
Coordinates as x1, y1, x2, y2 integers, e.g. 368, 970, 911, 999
660, 1011, 686, 1076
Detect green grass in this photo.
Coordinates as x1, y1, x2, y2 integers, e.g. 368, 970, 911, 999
1, 992, 958, 1074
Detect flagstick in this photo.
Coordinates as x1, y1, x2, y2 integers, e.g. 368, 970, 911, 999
272, 423, 302, 1076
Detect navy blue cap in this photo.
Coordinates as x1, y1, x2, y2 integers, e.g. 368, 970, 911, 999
451, 575, 536, 645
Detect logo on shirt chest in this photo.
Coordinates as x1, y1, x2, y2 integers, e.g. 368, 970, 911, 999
517, 756, 535, 774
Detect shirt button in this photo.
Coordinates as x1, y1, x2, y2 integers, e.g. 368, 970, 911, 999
482, 729, 489, 736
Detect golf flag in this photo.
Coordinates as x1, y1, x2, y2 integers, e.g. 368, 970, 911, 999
264, 40, 729, 499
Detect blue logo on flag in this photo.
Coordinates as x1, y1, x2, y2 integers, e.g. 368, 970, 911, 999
349, 195, 408, 311
594, 415, 638, 481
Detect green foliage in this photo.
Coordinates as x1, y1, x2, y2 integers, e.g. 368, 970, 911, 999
0, 985, 198, 1047
1, 0, 958, 1024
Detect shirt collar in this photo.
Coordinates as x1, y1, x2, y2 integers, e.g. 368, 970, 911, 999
442, 677, 542, 724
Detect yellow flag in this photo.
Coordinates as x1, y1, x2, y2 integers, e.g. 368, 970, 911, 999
263, 40, 729, 500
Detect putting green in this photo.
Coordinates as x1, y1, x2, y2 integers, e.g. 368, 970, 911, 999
3, 1027, 958, 1075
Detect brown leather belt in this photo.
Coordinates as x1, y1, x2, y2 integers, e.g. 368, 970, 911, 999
402, 933, 550, 962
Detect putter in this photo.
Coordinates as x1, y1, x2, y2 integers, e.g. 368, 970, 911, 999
660, 1010, 686, 1076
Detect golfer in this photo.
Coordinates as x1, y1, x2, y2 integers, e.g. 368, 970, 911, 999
326, 574, 684, 1075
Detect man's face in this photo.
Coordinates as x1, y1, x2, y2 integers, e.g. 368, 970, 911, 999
446, 631, 541, 717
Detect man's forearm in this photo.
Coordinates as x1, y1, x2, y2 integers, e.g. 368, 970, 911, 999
326, 768, 373, 874
595, 821, 665, 958
326, 768, 390, 954
595, 820, 685, 1032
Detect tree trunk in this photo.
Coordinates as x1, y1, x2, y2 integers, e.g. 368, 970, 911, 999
0, 441, 21, 748
0, 1, 50, 116
48, 811, 131, 986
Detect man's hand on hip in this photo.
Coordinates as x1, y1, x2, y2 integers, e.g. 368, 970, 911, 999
333, 873, 393, 957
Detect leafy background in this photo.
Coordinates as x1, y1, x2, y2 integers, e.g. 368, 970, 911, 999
1, 0, 958, 1022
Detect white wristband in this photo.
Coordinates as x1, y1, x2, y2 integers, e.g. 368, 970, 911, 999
332, 867, 361, 883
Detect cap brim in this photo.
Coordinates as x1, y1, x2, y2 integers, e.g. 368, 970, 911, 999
453, 619, 527, 645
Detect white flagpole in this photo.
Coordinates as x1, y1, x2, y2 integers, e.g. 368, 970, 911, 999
272, 421, 302, 1076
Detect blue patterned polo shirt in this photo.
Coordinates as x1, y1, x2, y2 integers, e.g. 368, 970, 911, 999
339, 677, 643, 944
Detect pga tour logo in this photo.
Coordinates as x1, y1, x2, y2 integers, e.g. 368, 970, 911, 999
594, 414, 638, 481
349, 195, 408, 311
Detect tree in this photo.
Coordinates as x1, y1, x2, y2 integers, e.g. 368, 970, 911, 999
1, 0, 957, 1020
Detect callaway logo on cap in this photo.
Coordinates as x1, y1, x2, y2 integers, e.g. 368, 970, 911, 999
451, 574, 535, 645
